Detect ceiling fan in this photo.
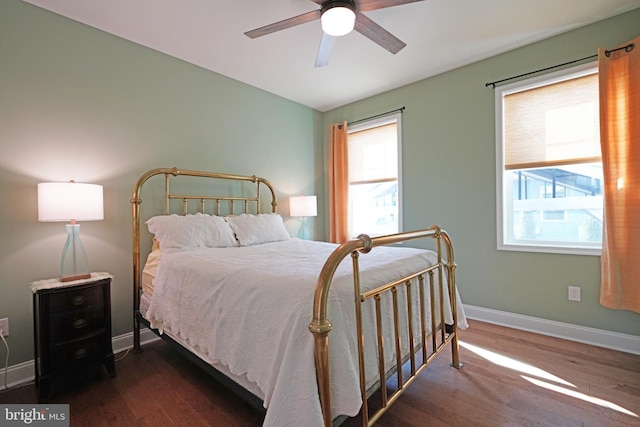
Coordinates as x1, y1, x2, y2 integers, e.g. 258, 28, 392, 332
244, 0, 426, 67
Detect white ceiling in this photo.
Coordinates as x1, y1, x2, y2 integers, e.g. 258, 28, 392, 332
23, 0, 640, 112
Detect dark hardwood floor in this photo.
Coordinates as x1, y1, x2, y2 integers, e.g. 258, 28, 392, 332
2, 320, 639, 426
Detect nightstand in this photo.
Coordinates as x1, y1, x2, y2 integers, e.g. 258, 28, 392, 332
30, 272, 116, 403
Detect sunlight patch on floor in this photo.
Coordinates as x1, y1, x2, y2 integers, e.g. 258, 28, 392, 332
459, 340, 639, 418
522, 376, 638, 417
459, 341, 574, 387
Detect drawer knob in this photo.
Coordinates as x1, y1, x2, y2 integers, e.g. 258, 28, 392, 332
73, 319, 87, 329
72, 296, 86, 306
74, 348, 88, 359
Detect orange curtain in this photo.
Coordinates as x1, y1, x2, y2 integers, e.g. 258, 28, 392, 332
599, 36, 640, 313
328, 122, 349, 243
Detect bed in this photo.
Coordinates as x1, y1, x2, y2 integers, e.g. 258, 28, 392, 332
131, 167, 467, 427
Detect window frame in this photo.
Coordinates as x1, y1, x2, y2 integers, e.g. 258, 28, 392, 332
347, 112, 403, 239
495, 62, 602, 256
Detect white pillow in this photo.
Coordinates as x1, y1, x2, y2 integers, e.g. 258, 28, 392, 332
146, 213, 238, 249
225, 213, 290, 246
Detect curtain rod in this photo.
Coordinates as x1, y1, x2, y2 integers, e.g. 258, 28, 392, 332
485, 42, 635, 88
484, 55, 596, 88
348, 106, 405, 126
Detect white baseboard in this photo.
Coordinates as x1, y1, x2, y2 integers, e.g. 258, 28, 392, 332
2, 308, 638, 391
0, 328, 160, 391
0, 360, 34, 392
463, 304, 640, 355
111, 328, 160, 355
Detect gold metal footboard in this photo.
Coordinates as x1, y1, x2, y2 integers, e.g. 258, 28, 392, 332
309, 226, 462, 426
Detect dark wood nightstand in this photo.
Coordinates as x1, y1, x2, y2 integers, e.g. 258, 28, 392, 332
30, 272, 116, 403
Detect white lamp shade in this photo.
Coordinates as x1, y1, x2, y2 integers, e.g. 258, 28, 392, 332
38, 182, 104, 222
290, 195, 317, 217
321, 6, 356, 37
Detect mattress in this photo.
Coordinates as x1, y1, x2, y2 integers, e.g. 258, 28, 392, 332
141, 248, 162, 296
141, 238, 467, 426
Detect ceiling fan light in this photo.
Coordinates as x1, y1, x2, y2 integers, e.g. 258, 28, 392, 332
321, 5, 356, 37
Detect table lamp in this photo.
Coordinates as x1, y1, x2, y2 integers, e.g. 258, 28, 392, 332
290, 195, 317, 240
38, 181, 104, 282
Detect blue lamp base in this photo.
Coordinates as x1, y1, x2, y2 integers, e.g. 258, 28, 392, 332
298, 217, 311, 240
60, 223, 91, 282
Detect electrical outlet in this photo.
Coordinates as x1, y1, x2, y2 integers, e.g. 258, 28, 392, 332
568, 286, 581, 302
0, 318, 8, 337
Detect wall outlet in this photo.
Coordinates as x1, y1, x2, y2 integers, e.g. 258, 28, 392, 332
0, 318, 8, 337
568, 286, 581, 302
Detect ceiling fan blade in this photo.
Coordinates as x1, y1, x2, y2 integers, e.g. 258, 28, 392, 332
354, 12, 406, 54
358, 0, 426, 12
315, 32, 337, 67
245, 10, 321, 39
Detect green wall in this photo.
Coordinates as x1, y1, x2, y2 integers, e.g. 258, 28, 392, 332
323, 9, 640, 337
0, 0, 323, 365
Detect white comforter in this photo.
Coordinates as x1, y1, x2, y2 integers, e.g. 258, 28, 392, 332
145, 238, 467, 427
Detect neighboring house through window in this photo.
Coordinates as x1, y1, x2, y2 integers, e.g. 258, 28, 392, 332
496, 63, 603, 255
347, 113, 402, 238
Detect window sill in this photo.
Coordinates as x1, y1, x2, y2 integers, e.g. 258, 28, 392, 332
498, 243, 601, 256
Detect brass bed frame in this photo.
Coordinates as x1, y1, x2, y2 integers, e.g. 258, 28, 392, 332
131, 167, 463, 427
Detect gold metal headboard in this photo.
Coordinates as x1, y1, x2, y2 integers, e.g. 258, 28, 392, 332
130, 167, 278, 350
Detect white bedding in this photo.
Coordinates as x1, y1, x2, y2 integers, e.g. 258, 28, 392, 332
144, 238, 467, 427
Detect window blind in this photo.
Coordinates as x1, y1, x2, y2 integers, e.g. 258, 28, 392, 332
504, 72, 601, 170
348, 122, 398, 183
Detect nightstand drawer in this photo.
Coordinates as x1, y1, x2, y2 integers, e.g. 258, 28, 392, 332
48, 284, 103, 311
52, 333, 107, 370
50, 305, 106, 342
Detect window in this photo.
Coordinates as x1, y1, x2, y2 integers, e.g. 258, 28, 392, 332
496, 63, 603, 255
347, 113, 402, 238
